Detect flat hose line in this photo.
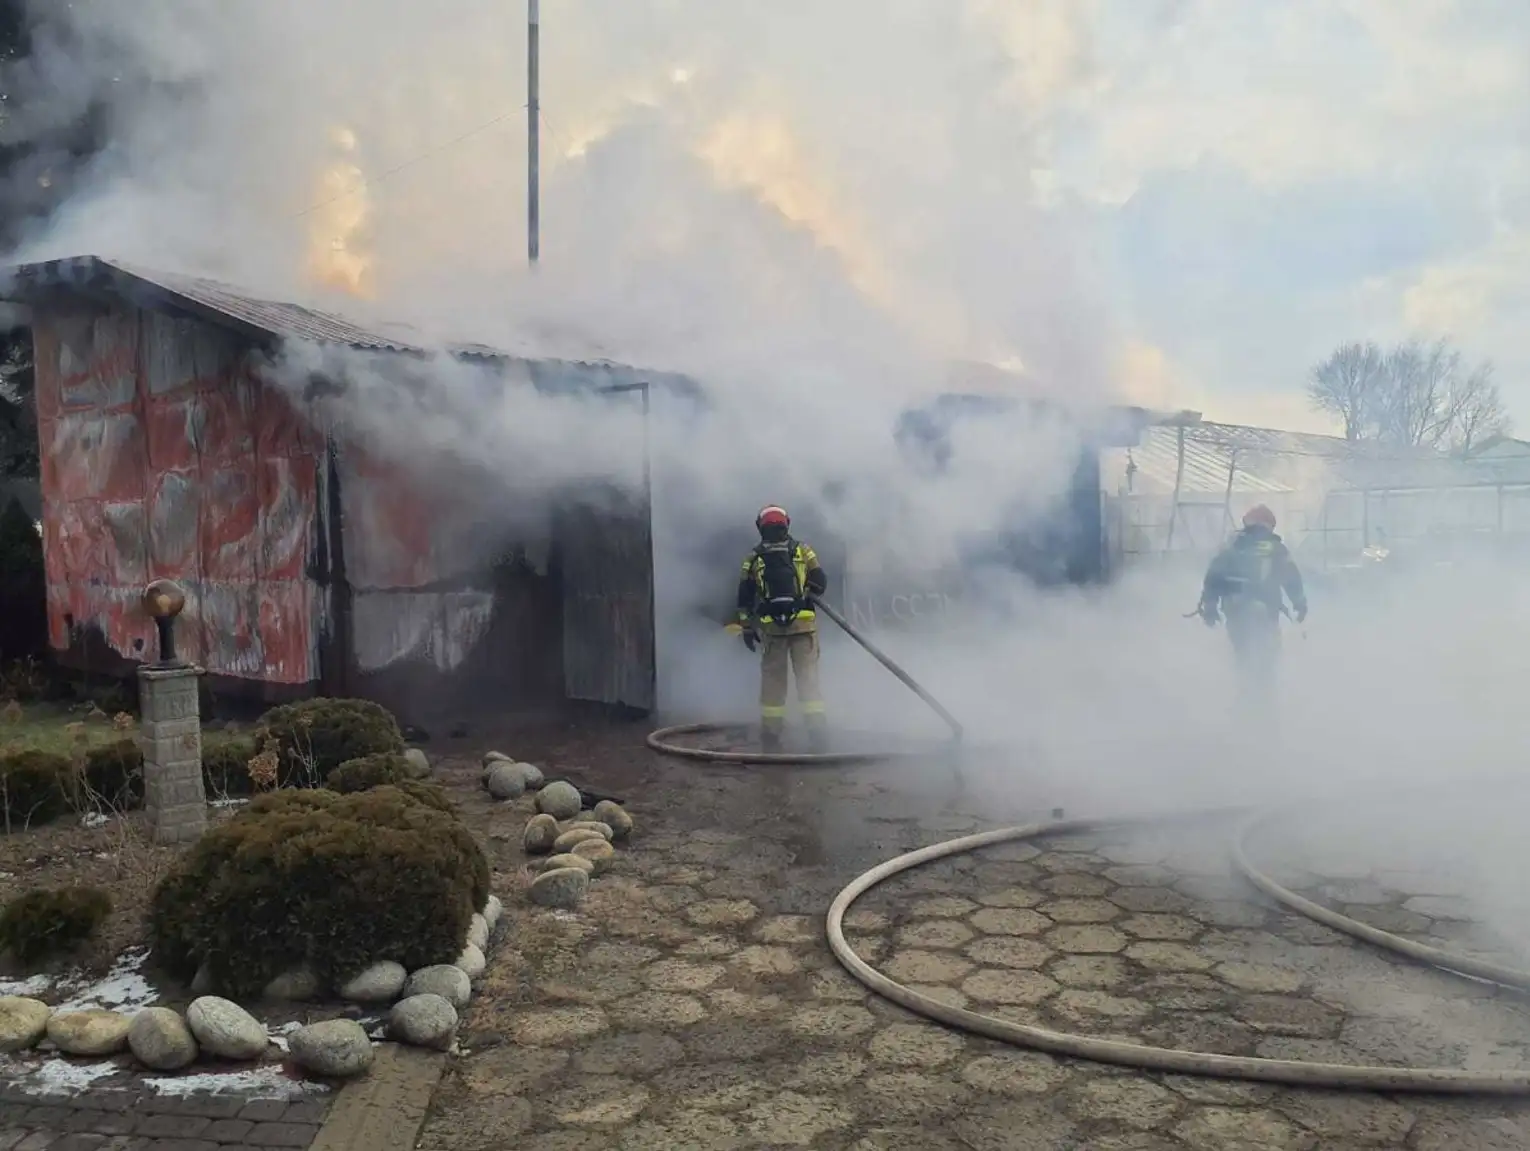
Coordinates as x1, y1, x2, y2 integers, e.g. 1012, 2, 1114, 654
825, 814, 1530, 1094
645, 721, 936, 766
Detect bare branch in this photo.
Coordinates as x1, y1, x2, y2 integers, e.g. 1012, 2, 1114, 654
1307, 341, 1384, 440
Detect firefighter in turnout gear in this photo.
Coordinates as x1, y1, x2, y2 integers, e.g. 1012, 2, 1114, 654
1198, 504, 1308, 692
727, 505, 829, 752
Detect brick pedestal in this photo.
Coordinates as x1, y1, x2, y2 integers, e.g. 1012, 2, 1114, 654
137, 664, 208, 845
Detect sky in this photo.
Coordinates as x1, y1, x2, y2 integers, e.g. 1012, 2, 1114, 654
6, 0, 1530, 433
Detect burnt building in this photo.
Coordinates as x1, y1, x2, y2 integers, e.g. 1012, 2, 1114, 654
3, 255, 669, 724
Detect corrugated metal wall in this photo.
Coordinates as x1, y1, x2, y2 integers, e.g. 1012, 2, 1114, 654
34, 304, 324, 683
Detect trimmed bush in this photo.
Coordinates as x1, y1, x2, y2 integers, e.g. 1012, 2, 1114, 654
254, 698, 405, 788
81, 739, 143, 811
0, 887, 112, 963
149, 784, 489, 997
0, 749, 72, 829
201, 736, 258, 798
326, 751, 423, 794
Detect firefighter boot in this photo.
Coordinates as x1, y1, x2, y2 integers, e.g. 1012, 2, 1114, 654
761, 724, 784, 754
806, 716, 830, 754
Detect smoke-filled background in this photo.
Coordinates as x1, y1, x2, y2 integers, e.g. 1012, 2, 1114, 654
5, 0, 1530, 907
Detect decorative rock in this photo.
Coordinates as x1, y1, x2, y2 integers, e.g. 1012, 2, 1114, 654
454, 944, 487, 980
288, 1018, 375, 1079
541, 852, 596, 875
593, 799, 634, 841
404, 964, 472, 1009
403, 748, 430, 776
486, 762, 528, 801
511, 762, 545, 790
128, 1007, 198, 1070
537, 780, 583, 819
47, 1009, 131, 1057
554, 826, 610, 853
482, 894, 504, 929
524, 813, 560, 855
467, 913, 490, 951
562, 818, 614, 842
389, 993, 459, 1051
0, 996, 51, 1053
263, 967, 323, 1002
530, 866, 589, 909
483, 750, 513, 767
339, 961, 408, 1004
572, 838, 616, 874
186, 997, 268, 1060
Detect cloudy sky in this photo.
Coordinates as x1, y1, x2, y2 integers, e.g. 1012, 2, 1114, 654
12, 0, 1530, 433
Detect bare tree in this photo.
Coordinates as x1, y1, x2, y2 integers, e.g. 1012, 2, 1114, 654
1308, 341, 1384, 440
1307, 337, 1509, 454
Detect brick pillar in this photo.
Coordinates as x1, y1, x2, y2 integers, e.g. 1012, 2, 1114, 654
137, 664, 208, 845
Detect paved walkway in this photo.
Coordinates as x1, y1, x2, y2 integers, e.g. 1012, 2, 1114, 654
418, 753, 1530, 1150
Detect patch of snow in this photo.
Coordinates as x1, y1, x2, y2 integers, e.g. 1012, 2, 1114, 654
79, 811, 109, 830
0, 973, 53, 996
143, 1065, 331, 1098
210, 798, 249, 809
0, 1053, 126, 1092
56, 947, 157, 1012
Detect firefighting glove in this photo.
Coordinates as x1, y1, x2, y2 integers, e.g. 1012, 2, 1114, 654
1293, 602, 1308, 624
742, 627, 759, 653
1199, 602, 1220, 628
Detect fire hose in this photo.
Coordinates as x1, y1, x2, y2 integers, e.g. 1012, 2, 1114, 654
648, 602, 1530, 1091
645, 595, 962, 765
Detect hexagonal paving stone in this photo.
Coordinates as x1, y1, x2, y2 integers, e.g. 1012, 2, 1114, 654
1118, 913, 1202, 941
1215, 962, 1304, 994
974, 886, 1046, 909
1037, 852, 1107, 873
653, 1063, 773, 1111
1049, 955, 1129, 989
584, 942, 662, 968
1047, 925, 1129, 954
1097, 841, 1170, 866
617, 1110, 740, 1150
981, 841, 1042, 863
1277, 1089, 1416, 1144
1235, 994, 1342, 1039
608, 992, 710, 1029
1174, 1107, 1312, 1150
644, 959, 727, 992
678, 934, 739, 958
706, 989, 784, 1018
742, 1091, 856, 1144
809, 967, 871, 1002
1108, 887, 1193, 914
906, 983, 970, 1010
544, 1076, 652, 1126
1402, 895, 1471, 920
573, 1032, 686, 1076
511, 1006, 611, 1046
882, 949, 976, 984
684, 898, 760, 928
1039, 873, 1114, 898
959, 1050, 1070, 1096
1124, 941, 1215, 973
646, 885, 701, 912
1185, 901, 1269, 929
910, 895, 980, 918
753, 914, 819, 944
1103, 865, 1178, 887
863, 1071, 972, 1121
961, 969, 1061, 1006
970, 908, 1052, 936
898, 919, 977, 949
1063, 1079, 1181, 1130
1040, 898, 1122, 924
843, 909, 892, 932
868, 1022, 966, 1067
1051, 988, 1151, 1022
729, 945, 804, 977
964, 936, 1053, 970
1140, 973, 1227, 1011
775, 1051, 868, 1090
787, 1004, 879, 1041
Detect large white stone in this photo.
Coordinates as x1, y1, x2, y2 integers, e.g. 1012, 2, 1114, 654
404, 965, 471, 1009
535, 781, 582, 820
129, 1007, 198, 1070
186, 996, 268, 1060
288, 1019, 375, 1079
389, 994, 459, 1051
0, 997, 50, 1053
339, 961, 409, 1004
453, 944, 487, 980
48, 1009, 131, 1057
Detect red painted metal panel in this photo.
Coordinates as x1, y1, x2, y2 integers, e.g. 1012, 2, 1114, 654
34, 305, 323, 686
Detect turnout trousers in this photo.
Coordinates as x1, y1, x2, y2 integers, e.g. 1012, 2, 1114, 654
760, 624, 826, 741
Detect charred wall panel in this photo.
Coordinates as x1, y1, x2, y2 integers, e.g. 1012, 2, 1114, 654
336, 433, 563, 722
558, 487, 655, 712
34, 304, 324, 686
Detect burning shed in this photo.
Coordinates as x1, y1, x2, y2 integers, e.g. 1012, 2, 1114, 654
3, 255, 670, 723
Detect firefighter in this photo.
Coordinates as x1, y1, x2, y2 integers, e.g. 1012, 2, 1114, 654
1198, 504, 1308, 692
726, 505, 829, 752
